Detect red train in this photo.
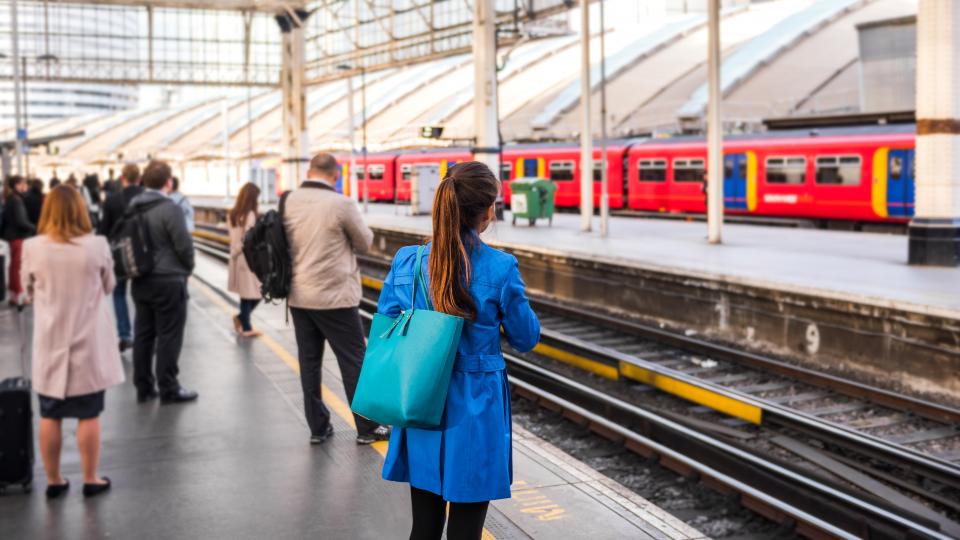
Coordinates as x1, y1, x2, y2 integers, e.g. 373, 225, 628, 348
275, 125, 916, 223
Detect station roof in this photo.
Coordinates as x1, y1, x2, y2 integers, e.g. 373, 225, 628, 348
43, 0, 303, 11
23, 0, 918, 172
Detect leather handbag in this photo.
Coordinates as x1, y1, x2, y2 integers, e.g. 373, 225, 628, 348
351, 245, 464, 428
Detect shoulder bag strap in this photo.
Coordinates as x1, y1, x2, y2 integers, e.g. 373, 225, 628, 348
412, 244, 433, 311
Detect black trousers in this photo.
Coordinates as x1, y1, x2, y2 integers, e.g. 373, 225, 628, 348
289, 306, 378, 436
131, 278, 188, 395
409, 487, 489, 540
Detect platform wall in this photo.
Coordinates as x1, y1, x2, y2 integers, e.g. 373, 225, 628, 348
370, 227, 960, 407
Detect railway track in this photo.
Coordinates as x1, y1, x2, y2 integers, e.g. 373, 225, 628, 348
194, 225, 960, 539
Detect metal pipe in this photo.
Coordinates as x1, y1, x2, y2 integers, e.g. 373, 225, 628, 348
599, 0, 609, 238
706, 0, 723, 244
345, 71, 358, 202
10, 0, 24, 175
579, 0, 592, 232
22, 56, 29, 178
222, 99, 230, 199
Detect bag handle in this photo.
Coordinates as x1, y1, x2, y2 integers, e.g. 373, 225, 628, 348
411, 244, 433, 311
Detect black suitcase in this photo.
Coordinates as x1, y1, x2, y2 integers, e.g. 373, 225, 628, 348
0, 377, 33, 493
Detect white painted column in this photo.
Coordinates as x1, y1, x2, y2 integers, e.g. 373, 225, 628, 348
472, 0, 500, 185
278, 12, 309, 189
911, 0, 960, 265
579, 0, 593, 232
9, 0, 24, 175
706, 0, 723, 244
345, 74, 358, 202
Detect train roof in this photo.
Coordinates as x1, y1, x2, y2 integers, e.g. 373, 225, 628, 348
627, 124, 915, 147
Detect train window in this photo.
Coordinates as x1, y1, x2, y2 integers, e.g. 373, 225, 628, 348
815, 156, 861, 186
890, 156, 903, 177
638, 159, 667, 182
673, 158, 705, 182
549, 160, 575, 181
765, 156, 806, 185
401, 164, 411, 181
368, 165, 385, 180
500, 162, 512, 181
724, 160, 747, 180
593, 161, 604, 182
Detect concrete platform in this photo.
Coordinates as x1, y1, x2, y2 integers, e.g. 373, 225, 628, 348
0, 262, 707, 540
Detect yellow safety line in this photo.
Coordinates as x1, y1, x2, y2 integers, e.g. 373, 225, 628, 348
192, 229, 229, 245
619, 362, 762, 424
533, 343, 619, 381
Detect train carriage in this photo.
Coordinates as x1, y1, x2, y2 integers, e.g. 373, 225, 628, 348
394, 148, 472, 202
502, 144, 628, 210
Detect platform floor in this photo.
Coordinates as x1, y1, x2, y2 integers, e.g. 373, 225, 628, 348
360, 204, 960, 318
0, 259, 707, 540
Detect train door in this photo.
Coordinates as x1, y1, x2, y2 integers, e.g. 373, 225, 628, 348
724, 153, 747, 210
887, 149, 915, 217
522, 158, 538, 178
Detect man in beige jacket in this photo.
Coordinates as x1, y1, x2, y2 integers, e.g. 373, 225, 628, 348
285, 153, 388, 445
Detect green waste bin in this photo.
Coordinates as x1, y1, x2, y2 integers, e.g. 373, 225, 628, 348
509, 177, 556, 226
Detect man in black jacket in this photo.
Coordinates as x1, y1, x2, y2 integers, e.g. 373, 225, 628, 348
99, 164, 144, 352
128, 160, 198, 404
22, 179, 44, 226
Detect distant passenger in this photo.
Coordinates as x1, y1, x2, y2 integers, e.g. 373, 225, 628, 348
284, 152, 388, 445
22, 179, 44, 226
99, 163, 144, 353
168, 176, 195, 233
377, 162, 540, 540
2, 175, 36, 307
81, 174, 102, 230
227, 182, 263, 337
128, 160, 198, 404
65, 174, 78, 189
48, 176, 60, 190
22, 185, 123, 498
103, 167, 120, 195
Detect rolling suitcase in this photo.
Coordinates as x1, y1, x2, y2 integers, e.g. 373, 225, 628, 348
0, 305, 33, 494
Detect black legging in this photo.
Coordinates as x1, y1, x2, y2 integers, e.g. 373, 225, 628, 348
409, 486, 489, 540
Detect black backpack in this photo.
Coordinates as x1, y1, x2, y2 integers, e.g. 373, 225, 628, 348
243, 191, 292, 302
109, 199, 169, 280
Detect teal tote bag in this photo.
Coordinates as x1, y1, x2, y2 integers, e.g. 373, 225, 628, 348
351, 245, 464, 428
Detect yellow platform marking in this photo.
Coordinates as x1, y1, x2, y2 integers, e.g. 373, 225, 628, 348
872, 147, 889, 219
619, 362, 762, 424
193, 229, 230, 245
533, 343, 619, 380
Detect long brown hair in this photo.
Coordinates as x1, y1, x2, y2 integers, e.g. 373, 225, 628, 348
229, 182, 261, 228
3, 175, 24, 200
38, 185, 93, 243
429, 161, 499, 319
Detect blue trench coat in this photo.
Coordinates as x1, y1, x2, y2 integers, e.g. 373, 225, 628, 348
378, 241, 540, 503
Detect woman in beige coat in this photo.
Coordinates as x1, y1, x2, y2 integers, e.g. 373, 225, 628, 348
228, 182, 263, 337
22, 185, 123, 499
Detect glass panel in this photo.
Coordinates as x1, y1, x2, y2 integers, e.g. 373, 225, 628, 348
765, 156, 806, 185
549, 161, 575, 181
401, 165, 411, 181
816, 156, 860, 186
500, 162, 512, 181
368, 165, 384, 180
639, 159, 667, 182
890, 156, 903, 177
674, 158, 705, 182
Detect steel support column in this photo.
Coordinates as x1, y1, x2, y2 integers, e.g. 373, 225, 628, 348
277, 10, 310, 188
706, 0, 723, 244
579, 0, 593, 233
9, 0, 23, 175
472, 0, 500, 190
910, 0, 960, 266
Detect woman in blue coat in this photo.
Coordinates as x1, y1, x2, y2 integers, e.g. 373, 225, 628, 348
378, 161, 540, 540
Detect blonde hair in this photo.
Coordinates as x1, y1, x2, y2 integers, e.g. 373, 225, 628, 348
38, 185, 93, 243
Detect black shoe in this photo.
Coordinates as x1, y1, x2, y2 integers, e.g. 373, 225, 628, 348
82, 477, 111, 498
160, 388, 199, 404
136, 389, 159, 403
119, 339, 133, 353
356, 425, 390, 445
45, 479, 69, 499
310, 424, 334, 445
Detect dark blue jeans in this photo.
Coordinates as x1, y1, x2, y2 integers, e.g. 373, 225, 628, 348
238, 299, 260, 331
113, 278, 132, 341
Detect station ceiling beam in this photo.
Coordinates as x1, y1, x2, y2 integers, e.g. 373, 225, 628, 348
38, 0, 304, 12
